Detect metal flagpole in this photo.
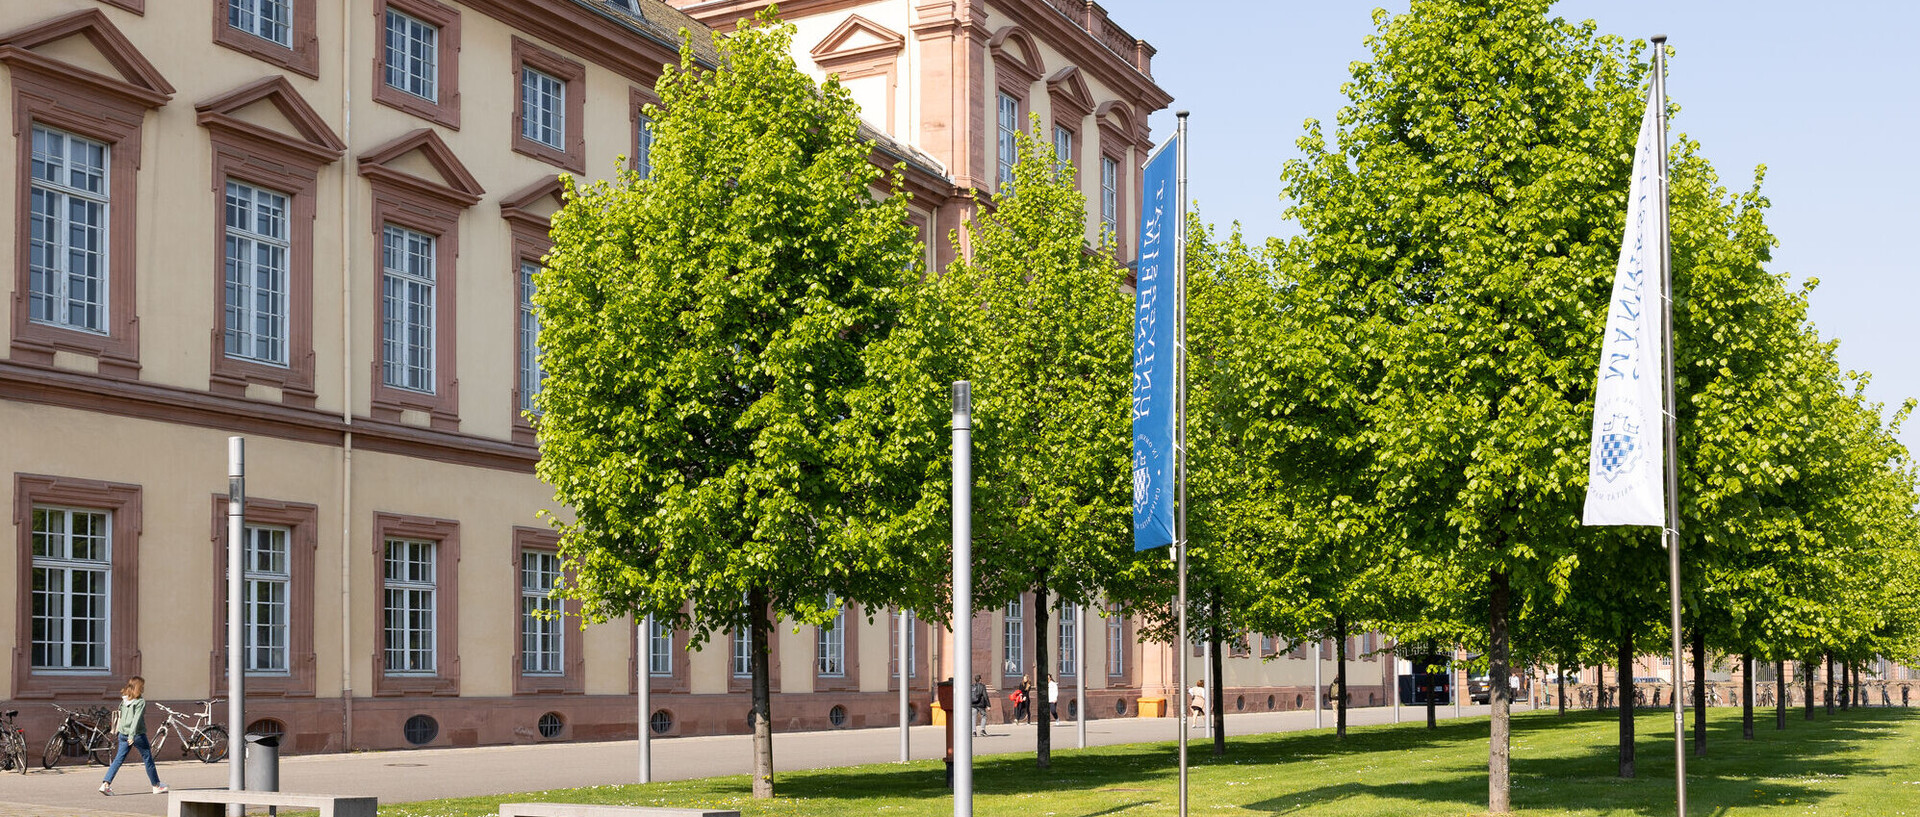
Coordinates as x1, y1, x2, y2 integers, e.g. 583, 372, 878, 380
953, 382, 974, 817
1651, 34, 1688, 817
638, 618, 651, 783
227, 437, 246, 809
1173, 109, 1191, 817
901, 607, 911, 762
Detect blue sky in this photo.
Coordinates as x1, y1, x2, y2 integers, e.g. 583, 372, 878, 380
1098, 0, 1920, 456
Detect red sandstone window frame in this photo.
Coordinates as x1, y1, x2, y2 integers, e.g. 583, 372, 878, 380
370, 512, 461, 697
500, 177, 564, 446
198, 77, 343, 407
373, 0, 461, 130
511, 526, 583, 695
3, 11, 174, 379
813, 597, 862, 692
629, 610, 691, 695
509, 38, 585, 173
212, 0, 319, 78
207, 496, 318, 698
12, 474, 142, 700
627, 87, 659, 176
726, 604, 783, 695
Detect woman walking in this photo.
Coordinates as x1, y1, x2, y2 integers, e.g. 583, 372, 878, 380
100, 676, 166, 796
1012, 677, 1033, 724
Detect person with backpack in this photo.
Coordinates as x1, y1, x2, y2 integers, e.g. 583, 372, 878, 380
970, 675, 990, 737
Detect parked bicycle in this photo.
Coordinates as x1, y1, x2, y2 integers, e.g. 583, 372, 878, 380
150, 700, 227, 763
0, 709, 27, 773
41, 703, 114, 769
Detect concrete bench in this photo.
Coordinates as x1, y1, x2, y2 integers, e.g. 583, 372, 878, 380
170, 790, 376, 817
500, 804, 741, 817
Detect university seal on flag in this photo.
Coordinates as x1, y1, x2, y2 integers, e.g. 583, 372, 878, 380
1596, 413, 1640, 483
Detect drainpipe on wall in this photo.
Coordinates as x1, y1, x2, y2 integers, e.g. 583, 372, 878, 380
337, 0, 356, 752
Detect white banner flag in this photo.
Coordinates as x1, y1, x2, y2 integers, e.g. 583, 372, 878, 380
1583, 89, 1665, 527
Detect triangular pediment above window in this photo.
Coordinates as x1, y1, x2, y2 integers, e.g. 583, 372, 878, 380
198, 77, 346, 165
500, 176, 568, 231
358, 129, 485, 207
1047, 66, 1096, 119
810, 14, 905, 68
0, 9, 174, 108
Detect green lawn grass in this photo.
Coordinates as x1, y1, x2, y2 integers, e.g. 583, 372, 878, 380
374, 707, 1920, 816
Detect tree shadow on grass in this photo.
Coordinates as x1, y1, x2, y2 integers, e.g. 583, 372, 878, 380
1237, 708, 1916, 816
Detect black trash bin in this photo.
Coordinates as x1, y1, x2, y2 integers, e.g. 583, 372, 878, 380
244, 732, 280, 792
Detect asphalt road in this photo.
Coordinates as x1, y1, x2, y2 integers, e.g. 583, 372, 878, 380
0, 702, 1500, 816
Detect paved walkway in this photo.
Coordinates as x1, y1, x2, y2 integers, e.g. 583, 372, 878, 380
0, 702, 1500, 816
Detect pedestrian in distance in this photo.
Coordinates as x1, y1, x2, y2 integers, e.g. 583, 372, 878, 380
969, 675, 990, 737
99, 676, 166, 796
1048, 677, 1060, 722
1011, 676, 1032, 724
1189, 678, 1206, 725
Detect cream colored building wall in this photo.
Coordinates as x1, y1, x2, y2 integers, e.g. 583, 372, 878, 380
0, 403, 347, 701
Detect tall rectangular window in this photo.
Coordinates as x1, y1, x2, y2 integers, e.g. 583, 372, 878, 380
817, 596, 845, 676
521, 551, 562, 675
1100, 156, 1118, 239
1002, 599, 1024, 675
635, 113, 654, 179
381, 225, 435, 393
382, 538, 436, 674
520, 67, 565, 150
1107, 603, 1124, 676
27, 126, 110, 334
997, 93, 1019, 190
224, 181, 291, 366
384, 8, 438, 102
243, 525, 290, 674
891, 609, 917, 678
1057, 603, 1077, 675
648, 616, 672, 676
30, 506, 111, 671
229, 0, 293, 47
1053, 125, 1073, 171
518, 261, 543, 412
732, 629, 753, 678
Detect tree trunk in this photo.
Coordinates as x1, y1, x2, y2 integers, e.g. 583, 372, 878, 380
1825, 653, 1835, 716
1033, 584, 1051, 770
1557, 662, 1566, 717
1210, 588, 1226, 755
1842, 661, 1852, 711
1775, 658, 1786, 730
1692, 628, 1707, 756
1488, 570, 1512, 813
1804, 659, 1815, 720
1741, 654, 1754, 740
1334, 613, 1349, 741
749, 586, 774, 799
1618, 627, 1635, 779
1426, 639, 1438, 729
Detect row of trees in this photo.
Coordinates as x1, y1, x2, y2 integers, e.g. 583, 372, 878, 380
533, 2, 1920, 809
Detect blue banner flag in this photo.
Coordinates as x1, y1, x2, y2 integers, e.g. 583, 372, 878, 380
1132, 135, 1179, 551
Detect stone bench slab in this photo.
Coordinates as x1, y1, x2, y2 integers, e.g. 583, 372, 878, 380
500, 803, 742, 817
170, 790, 377, 817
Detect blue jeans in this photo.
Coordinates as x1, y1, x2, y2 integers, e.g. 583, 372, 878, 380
103, 733, 160, 786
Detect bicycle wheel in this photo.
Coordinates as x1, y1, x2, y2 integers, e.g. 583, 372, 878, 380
11, 734, 26, 775
41, 731, 65, 770
190, 725, 228, 764
87, 731, 113, 766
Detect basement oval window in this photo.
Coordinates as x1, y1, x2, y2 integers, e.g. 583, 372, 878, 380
537, 712, 565, 739
649, 710, 673, 735
828, 705, 849, 727
403, 715, 437, 746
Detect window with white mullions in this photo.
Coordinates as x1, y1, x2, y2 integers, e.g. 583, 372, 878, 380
732, 627, 753, 678
381, 225, 436, 392
229, 0, 292, 47
1002, 599, 1024, 675
30, 506, 111, 671
243, 525, 291, 674
383, 538, 436, 674
521, 67, 565, 150
384, 8, 438, 102
1053, 125, 1073, 172
1107, 603, 1124, 676
518, 261, 543, 412
521, 551, 562, 675
1057, 602, 1077, 676
225, 181, 291, 366
891, 609, 917, 678
817, 597, 845, 677
997, 93, 1019, 191
1100, 156, 1118, 241
647, 616, 673, 676
27, 126, 110, 334
635, 112, 654, 179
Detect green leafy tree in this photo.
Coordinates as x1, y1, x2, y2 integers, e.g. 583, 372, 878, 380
534, 12, 948, 798
932, 120, 1134, 769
